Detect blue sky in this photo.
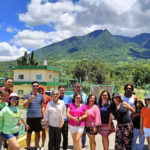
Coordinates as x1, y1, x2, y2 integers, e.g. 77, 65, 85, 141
0, 0, 150, 61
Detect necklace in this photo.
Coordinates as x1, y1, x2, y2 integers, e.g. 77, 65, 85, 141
75, 102, 80, 107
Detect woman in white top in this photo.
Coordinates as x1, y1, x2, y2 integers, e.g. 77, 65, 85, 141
45, 90, 66, 150
122, 84, 137, 107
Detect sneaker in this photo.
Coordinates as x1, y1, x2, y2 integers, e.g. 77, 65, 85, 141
41, 147, 45, 150
1, 146, 4, 150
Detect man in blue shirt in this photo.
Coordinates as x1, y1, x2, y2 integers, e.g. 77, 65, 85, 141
23, 81, 44, 150
70, 83, 87, 148
58, 86, 72, 150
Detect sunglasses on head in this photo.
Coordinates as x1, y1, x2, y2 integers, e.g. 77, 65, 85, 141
10, 97, 19, 101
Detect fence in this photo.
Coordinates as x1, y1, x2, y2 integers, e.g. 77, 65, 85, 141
90, 84, 115, 99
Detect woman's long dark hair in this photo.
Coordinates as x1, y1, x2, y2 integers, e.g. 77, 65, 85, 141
98, 90, 111, 107
72, 93, 82, 103
86, 94, 97, 105
135, 100, 144, 109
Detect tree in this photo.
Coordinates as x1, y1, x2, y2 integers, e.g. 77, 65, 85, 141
73, 60, 88, 81
88, 61, 105, 83
17, 51, 28, 65
73, 60, 105, 83
17, 51, 38, 66
29, 51, 38, 65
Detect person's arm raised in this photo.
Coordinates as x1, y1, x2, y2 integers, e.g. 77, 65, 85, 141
23, 94, 35, 108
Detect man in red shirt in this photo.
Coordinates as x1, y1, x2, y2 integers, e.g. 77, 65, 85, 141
38, 85, 51, 150
0, 78, 13, 103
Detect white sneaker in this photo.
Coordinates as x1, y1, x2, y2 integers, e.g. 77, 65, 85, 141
1, 146, 4, 150
40, 147, 45, 150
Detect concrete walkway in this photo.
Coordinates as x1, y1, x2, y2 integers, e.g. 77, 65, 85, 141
21, 126, 148, 150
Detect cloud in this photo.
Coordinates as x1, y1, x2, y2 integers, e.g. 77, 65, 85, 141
13, 0, 150, 50
0, 42, 28, 61
6, 27, 18, 33
19, 0, 85, 26
12, 30, 51, 49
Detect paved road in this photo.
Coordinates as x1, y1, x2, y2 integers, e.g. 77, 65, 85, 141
20, 110, 148, 150
21, 125, 148, 150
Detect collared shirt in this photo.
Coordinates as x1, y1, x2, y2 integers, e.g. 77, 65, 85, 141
44, 99, 66, 127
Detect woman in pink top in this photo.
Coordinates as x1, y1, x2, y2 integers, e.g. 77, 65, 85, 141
67, 93, 87, 150
85, 94, 101, 150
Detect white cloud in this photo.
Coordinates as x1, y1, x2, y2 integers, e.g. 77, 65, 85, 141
19, 0, 85, 27
6, 27, 18, 33
10, 0, 150, 50
0, 42, 28, 61
12, 30, 51, 49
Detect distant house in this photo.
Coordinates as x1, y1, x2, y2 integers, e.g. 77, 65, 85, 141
13, 66, 61, 97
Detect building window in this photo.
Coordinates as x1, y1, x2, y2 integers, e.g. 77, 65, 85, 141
18, 74, 24, 79
36, 74, 42, 80
18, 90, 24, 95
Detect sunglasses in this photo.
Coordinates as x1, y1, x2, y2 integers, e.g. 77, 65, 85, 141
53, 93, 58, 96
10, 97, 19, 101
33, 85, 39, 88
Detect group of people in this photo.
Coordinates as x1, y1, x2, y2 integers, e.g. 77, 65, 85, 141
0, 79, 150, 150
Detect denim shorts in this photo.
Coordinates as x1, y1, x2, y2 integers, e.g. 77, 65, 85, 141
69, 125, 84, 133
3, 132, 19, 139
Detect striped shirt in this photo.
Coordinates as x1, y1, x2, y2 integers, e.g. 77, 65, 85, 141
24, 93, 44, 118
44, 99, 66, 127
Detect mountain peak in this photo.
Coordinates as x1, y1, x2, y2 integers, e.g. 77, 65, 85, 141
88, 29, 104, 38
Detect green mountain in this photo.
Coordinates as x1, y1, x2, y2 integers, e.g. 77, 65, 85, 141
34, 29, 150, 64
1, 29, 150, 78
116, 33, 150, 49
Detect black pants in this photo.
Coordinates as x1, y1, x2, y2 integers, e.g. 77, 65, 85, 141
61, 121, 68, 150
48, 126, 61, 150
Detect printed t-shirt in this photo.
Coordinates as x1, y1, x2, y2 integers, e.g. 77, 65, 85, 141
0, 106, 23, 134
0, 102, 7, 132
68, 103, 86, 127
24, 93, 44, 118
141, 107, 150, 128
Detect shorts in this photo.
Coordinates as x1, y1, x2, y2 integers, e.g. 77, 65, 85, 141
27, 117, 42, 133
143, 127, 150, 137
86, 127, 97, 135
69, 125, 84, 133
3, 132, 19, 140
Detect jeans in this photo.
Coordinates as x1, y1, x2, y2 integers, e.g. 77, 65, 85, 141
132, 128, 145, 150
82, 128, 86, 145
